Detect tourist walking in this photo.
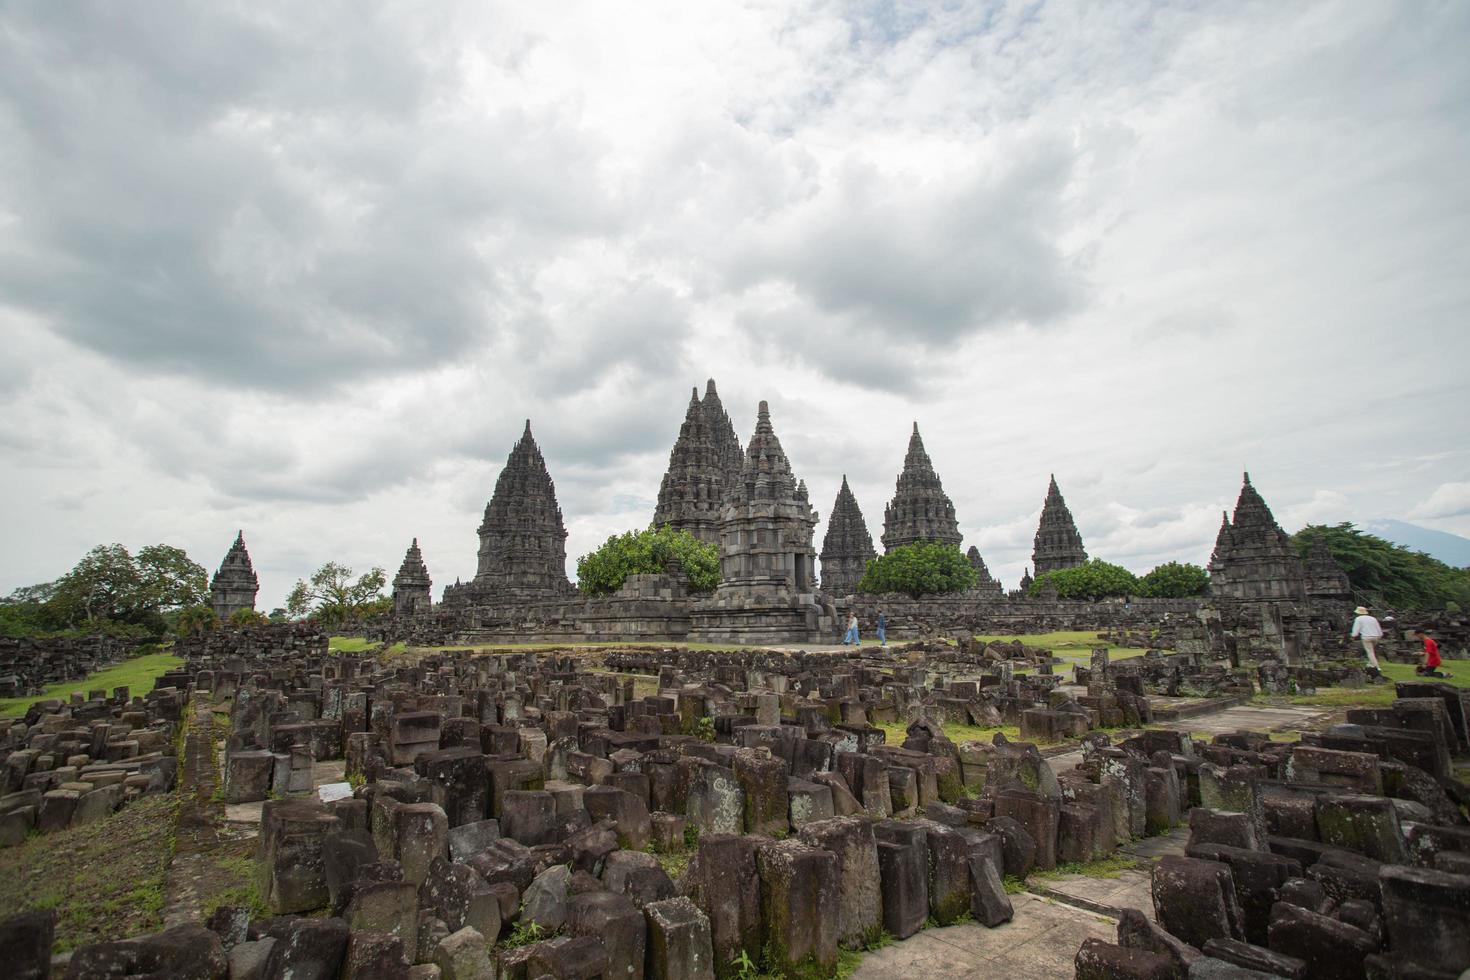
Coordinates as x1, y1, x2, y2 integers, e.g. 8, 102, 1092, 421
843, 612, 859, 646
877, 611, 887, 647
1415, 630, 1450, 678
1350, 605, 1383, 670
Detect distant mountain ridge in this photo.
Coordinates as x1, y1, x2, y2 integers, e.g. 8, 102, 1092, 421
1361, 519, 1470, 568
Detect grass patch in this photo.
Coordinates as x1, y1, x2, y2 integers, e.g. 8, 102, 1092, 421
653, 850, 690, 882
1377, 661, 1470, 688
203, 852, 267, 918
1029, 855, 1146, 881
0, 651, 184, 719
0, 794, 180, 951
973, 630, 1149, 660
874, 721, 1024, 746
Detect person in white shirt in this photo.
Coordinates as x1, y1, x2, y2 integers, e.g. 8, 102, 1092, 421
1350, 606, 1383, 670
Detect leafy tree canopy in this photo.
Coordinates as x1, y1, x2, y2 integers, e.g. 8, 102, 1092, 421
1, 542, 207, 639
1136, 561, 1209, 598
577, 525, 720, 596
286, 562, 388, 626
1030, 559, 1138, 600
858, 542, 978, 599
1293, 523, 1470, 610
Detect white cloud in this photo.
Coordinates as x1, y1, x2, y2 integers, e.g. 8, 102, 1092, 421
1, 0, 1468, 607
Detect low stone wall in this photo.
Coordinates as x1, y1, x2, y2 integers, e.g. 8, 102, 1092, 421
0, 633, 139, 698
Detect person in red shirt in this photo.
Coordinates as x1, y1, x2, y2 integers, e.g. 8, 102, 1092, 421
1414, 631, 1450, 678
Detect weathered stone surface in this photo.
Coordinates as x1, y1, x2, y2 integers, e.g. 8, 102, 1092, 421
874, 831, 928, 939
1151, 856, 1244, 949
684, 834, 761, 979
567, 890, 647, 980
261, 917, 351, 980
521, 864, 573, 932
346, 881, 419, 955
644, 897, 716, 980
393, 539, 433, 617
433, 926, 494, 980
797, 816, 883, 948
584, 784, 653, 851
0, 909, 54, 980
1074, 937, 1175, 980
1116, 907, 1201, 975
967, 855, 1013, 927
1379, 865, 1470, 974
211, 531, 259, 621
755, 839, 839, 977
1200, 938, 1306, 979
1266, 902, 1375, 980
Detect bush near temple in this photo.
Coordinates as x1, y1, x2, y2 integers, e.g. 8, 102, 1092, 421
1030, 559, 1138, 600
286, 562, 388, 626
577, 525, 720, 595
859, 542, 977, 598
1136, 561, 1209, 598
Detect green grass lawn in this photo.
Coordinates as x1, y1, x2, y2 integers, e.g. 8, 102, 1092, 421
0, 651, 184, 718
875, 720, 1024, 746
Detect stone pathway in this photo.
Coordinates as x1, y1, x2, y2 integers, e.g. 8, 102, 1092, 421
849, 893, 1117, 979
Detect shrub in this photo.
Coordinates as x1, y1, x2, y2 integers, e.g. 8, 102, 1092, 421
577, 526, 719, 595
859, 542, 977, 598
1030, 559, 1138, 600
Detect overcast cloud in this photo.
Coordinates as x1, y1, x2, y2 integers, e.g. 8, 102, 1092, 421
2, 0, 1468, 608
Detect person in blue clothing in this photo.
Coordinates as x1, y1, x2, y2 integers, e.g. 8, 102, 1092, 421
843, 612, 859, 645
877, 611, 887, 647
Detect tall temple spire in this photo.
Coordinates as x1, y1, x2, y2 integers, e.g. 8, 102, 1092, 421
652, 378, 745, 543
820, 475, 876, 595
966, 545, 1003, 594
1031, 476, 1087, 576
474, 420, 571, 595
1207, 473, 1306, 600
210, 531, 259, 621
881, 422, 962, 551
392, 538, 433, 616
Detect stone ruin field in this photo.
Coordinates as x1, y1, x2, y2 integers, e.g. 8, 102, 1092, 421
0, 624, 1467, 980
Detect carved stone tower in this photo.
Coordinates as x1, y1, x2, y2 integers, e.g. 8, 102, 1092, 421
714, 401, 819, 594
967, 546, 1003, 594
1208, 473, 1306, 601
210, 531, 259, 621
820, 475, 876, 596
1302, 533, 1352, 603
392, 538, 433, 616
1031, 476, 1088, 577
652, 379, 745, 544
474, 421, 571, 596
690, 401, 830, 643
882, 423, 962, 551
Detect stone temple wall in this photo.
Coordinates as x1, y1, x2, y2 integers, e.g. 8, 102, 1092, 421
0, 633, 140, 698
841, 595, 1204, 640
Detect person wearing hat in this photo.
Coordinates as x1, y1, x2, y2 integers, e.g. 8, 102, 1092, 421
1350, 606, 1383, 670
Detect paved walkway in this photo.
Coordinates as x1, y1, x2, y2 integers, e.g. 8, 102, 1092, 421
849, 893, 1116, 980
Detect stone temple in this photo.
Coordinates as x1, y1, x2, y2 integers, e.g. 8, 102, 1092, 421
469, 421, 571, 598
1208, 472, 1306, 601
819, 475, 876, 596
967, 545, 1003, 594
881, 422, 962, 551
652, 379, 744, 545
688, 401, 831, 643
209, 531, 259, 621
1031, 475, 1088, 577
391, 538, 433, 616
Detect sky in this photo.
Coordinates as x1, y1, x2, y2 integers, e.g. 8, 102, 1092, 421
1, 0, 1468, 611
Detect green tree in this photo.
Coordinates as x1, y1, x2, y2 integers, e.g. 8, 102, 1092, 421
1030, 559, 1139, 600
1292, 523, 1470, 610
227, 608, 269, 627
577, 526, 720, 596
858, 542, 978, 598
1, 542, 209, 639
135, 545, 208, 611
175, 603, 220, 638
286, 562, 388, 625
1136, 561, 1209, 598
